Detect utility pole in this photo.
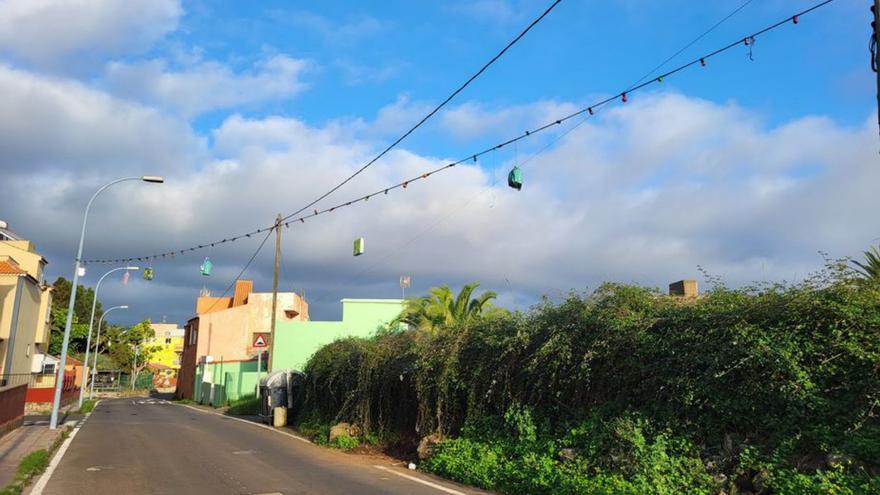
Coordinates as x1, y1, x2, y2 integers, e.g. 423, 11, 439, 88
873, 0, 880, 139
268, 214, 282, 373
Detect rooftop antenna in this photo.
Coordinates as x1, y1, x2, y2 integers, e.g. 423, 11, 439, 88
400, 276, 411, 299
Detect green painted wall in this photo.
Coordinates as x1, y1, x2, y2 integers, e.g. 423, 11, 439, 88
271, 299, 404, 371
196, 358, 267, 406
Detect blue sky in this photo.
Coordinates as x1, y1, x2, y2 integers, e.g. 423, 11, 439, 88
1, 0, 877, 326
168, 1, 868, 129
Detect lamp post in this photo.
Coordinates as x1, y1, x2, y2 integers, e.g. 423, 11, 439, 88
78, 266, 139, 408
50, 175, 164, 430
88, 305, 128, 400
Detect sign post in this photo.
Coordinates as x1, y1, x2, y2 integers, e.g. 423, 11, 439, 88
253, 333, 269, 387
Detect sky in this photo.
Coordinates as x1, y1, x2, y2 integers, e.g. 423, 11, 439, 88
1, 0, 877, 327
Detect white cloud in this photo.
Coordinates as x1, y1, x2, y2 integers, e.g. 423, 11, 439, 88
0, 64, 203, 176
1, 74, 877, 324
0, 0, 182, 67
104, 55, 311, 118
441, 99, 582, 140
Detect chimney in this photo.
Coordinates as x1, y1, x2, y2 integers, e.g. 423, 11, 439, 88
669, 279, 698, 297
232, 280, 253, 307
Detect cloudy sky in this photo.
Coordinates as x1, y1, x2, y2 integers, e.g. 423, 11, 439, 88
1, 0, 876, 326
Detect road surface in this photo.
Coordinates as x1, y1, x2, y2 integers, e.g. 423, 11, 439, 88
37, 398, 487, 495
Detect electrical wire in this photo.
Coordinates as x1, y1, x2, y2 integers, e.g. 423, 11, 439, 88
83, 0, 837, 266
628, 0, 755, 89
279, 0, 564, 223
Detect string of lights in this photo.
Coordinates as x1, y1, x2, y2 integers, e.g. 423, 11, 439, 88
83, 0, 837, 265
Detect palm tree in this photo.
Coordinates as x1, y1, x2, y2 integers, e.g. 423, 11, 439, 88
852, 245, 880, 282
396, 282, 497, 332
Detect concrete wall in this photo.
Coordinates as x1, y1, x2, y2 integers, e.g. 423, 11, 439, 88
271, 299, 404, 371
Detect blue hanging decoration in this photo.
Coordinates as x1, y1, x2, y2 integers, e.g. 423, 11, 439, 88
200, 257, 213, 276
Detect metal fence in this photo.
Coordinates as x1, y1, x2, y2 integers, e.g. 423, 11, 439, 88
0, 372, 63, 389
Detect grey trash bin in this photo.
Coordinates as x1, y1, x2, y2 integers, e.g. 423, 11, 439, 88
258, 369, 305, 425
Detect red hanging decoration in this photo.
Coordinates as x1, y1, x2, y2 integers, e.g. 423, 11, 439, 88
621, 92, 628, 103
792, 15, 798, 24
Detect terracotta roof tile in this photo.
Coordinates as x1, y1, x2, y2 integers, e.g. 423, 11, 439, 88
0, 261, 25, 275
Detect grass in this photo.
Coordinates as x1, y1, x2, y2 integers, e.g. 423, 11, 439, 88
78, 399, 97, 414
0, 426, 72, 495
0, 450, 50, 495
226, 395, 261, 416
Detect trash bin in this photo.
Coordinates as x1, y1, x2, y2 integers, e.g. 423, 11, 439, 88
258, 369, 305, 426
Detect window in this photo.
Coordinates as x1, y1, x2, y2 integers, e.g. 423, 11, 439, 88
25, 344, 31, 358
41, 363, 56, 375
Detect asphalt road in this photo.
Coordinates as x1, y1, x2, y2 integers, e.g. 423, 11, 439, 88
37, 398, 488, 495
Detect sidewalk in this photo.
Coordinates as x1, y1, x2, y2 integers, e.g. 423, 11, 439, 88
0, 424, 64, 487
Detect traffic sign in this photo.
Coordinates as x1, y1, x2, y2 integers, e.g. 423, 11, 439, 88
253, 334, 268, 348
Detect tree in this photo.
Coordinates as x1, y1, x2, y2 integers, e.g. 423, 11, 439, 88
49, 277, 103, 354
395, 282, 497, 332
851, 245, 880, 282
109, 320, 161, 387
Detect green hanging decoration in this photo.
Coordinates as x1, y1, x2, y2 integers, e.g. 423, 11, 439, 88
143, 267, 154, 281
353, 237, 365, 257
200, 257, 213, 276
508, 166, 523, 190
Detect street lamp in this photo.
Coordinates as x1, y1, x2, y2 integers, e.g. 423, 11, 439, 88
78, 266, 139, 408
50, 175, 164, 430
88, 305, 128, 400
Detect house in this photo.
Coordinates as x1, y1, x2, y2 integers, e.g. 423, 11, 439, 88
147, 322, 184, 369
146, 322, 184, 390
0, 221, 53, 382
175, 280, 309, 401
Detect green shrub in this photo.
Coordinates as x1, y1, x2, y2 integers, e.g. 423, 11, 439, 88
330, 434, 360, 450
298, 265, 880, 494
226, 395, 260, 416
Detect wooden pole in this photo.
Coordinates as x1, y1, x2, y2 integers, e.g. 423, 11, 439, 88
268, 214, 282, 372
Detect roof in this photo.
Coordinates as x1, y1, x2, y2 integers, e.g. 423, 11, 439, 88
0, 260, 25, 276
147, 362, 171, 370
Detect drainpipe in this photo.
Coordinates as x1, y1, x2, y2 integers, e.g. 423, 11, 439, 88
2, 275, 25, 385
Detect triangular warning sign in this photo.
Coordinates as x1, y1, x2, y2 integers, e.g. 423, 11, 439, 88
253, 335, 267, 348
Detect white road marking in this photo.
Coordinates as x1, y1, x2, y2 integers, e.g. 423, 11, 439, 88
373, 466, 467, 495
31, 401, 101, 494
176, 403, 311, 443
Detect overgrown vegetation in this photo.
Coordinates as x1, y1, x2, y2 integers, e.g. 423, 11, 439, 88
226, 395, 260, 416
295, 265, 880, 494
78, 399, 97, 414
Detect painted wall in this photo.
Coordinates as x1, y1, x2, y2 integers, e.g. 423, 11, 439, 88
271, 299, 404, 371
0, 272, 42, 376
148, 323, 185, 369
196, 358, 265, 406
